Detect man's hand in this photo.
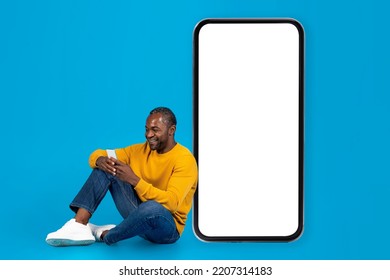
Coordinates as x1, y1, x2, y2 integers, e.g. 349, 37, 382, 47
96, 156, 117, 176
111, 158, 140, 186
96, 156, 140, 186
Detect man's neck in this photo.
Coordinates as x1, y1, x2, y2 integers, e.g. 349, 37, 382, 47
157, 140, 177, 154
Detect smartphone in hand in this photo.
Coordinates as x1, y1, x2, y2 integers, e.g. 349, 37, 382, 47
106, 149, 117, 160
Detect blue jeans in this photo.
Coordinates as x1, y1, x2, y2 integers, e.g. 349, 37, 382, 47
69, 169, 180, 245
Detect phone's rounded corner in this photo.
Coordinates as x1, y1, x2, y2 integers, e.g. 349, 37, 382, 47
284, 222, 304, 242
193, 18, 213, 37
285, 18, 305, 37
192, 223, 214, 243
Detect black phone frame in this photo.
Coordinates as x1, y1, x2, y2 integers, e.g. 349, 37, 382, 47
193, 18, 305, 242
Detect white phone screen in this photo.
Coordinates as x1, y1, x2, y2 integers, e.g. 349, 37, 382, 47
106, 149, 117, 159
193, 19, 304, 241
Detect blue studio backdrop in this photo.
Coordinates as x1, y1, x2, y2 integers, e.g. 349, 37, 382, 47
1, 0, 390, 260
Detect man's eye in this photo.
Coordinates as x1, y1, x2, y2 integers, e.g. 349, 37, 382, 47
145, 128, 159, 133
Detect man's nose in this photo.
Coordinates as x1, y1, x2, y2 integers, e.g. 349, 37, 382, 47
146, 130, 154, 138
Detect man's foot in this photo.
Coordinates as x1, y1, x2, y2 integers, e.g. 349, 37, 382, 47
46, 219, 95, 247
88, 223, 116, 242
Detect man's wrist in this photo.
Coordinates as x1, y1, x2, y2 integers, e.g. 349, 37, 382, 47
129, 177, 140, 187
95, 156, 104, 167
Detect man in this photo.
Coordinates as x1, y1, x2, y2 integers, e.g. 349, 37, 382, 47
46, 107, 198, 246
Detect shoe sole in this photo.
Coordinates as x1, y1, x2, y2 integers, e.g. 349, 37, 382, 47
46, 238, 95, 247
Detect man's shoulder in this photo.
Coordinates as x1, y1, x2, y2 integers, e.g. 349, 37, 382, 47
174, 143, 196, 161
173, 144, 198, 172
175, 143, 193, 154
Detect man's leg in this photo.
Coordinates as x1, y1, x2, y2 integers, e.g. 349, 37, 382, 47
103, 177, 179, 244
69, 168, 116, 218
88, 171, 143, 242
46, 168, 115, 246
47, 168, 179, 246
107, 174, 142, 218
102, 200, 180, 245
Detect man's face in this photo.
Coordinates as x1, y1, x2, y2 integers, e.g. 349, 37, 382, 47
145, 113, 171, 153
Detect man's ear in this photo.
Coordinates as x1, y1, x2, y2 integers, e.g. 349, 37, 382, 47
169, 125, 176, 136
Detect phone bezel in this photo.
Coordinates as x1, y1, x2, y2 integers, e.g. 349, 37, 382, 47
193, 18, 305, 242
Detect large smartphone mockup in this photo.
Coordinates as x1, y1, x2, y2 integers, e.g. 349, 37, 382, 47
193, 19, 304, 242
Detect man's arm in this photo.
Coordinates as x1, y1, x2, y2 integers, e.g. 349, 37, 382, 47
134, 155, 198, 213
88, 149, 107, 168
112, 158, 140, 186
89, 147, 131, 174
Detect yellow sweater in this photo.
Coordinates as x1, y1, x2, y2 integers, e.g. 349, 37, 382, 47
88, 142, 198, 235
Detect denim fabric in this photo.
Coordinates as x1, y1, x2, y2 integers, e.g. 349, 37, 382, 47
70, 169, 180, 245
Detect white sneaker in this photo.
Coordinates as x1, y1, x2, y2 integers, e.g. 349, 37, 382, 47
46, 219, 95, 247
88, 223, 116, 242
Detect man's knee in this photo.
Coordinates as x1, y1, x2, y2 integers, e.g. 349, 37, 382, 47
91, 168, 114, 180
138, 200, 166, 216
91, 168, 104, 176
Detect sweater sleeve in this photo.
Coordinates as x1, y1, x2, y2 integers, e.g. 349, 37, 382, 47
134, 155, 198, 213
88, 149, 107, 168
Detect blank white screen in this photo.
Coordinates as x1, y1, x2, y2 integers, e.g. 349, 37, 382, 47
197, 22, 301, 238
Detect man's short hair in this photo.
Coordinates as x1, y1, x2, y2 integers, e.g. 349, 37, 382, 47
149, 107, 177, 127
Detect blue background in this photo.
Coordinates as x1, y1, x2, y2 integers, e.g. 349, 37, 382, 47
1, 0, 389, 260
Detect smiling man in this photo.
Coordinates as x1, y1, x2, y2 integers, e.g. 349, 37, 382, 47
46, 107, 198, 246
